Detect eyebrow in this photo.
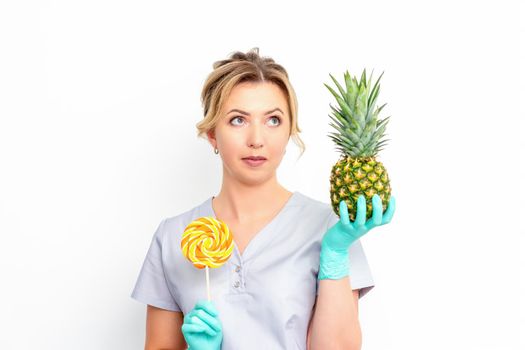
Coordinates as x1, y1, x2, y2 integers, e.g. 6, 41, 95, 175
226, 108, 283, 115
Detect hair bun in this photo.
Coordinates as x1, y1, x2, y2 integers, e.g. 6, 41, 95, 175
212, 47, 275, 69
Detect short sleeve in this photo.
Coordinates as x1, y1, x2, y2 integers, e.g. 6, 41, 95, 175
316, 210, 376, 299
130, 218, 181, 311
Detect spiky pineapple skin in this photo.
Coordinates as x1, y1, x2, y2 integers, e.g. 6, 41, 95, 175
330, 155, 391, 222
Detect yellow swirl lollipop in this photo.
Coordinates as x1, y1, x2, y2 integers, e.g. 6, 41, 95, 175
181, 216, 234, 301
181, 216, 234, 269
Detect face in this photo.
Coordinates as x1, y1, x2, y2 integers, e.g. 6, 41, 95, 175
207, 81, 291, 186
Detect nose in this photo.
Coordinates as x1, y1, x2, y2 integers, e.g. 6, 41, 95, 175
247, 123, 264, 149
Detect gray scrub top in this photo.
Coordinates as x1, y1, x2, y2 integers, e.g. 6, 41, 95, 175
131, 191, 375, 349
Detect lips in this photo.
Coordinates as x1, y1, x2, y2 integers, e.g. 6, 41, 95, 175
242, 156, 267, 160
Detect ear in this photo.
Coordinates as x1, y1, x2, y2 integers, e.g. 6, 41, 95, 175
206, 129, 216, 148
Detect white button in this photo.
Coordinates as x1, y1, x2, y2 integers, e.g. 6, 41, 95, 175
234, 281, 240, 288
235, 265, 241, 273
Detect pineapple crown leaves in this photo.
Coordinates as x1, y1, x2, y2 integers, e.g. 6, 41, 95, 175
324, 68, 391, 158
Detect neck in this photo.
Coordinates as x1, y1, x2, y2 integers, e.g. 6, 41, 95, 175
212, 174, 292, 223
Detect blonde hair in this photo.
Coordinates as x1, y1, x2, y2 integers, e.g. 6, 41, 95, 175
196, 47, 306, 159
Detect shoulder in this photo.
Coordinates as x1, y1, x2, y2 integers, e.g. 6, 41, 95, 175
159, 196, 211, 241
294, 191, 336, 225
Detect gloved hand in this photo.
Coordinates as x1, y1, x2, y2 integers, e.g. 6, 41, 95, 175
181, 300, 223, 350
318, 194, 396, 280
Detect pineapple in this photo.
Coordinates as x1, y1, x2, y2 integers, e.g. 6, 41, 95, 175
324, 68, 392, 222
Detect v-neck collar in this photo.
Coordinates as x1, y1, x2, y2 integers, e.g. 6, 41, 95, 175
203, 191, 299, 261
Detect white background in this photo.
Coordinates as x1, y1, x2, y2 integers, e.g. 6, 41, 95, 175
0, 1, 523, 349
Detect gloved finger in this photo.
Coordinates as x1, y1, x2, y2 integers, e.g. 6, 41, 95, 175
181, 323, 210, 336
366, 194, 383, 230
338, 200, 350, 226
183, 309, 198, 325
194, 300, 219, 317
381, 195, 396, 225
188, 315, 217, 337
190, 308, 222, 333
354, 195, 367, 227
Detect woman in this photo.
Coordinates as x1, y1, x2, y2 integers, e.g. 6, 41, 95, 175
131, 47, 395, 349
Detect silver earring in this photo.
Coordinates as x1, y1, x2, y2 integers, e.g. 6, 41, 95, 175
214, 148, 219, 154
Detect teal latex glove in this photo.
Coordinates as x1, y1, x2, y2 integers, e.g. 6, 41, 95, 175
318, 194, 396, 280
181, 300, 223, 350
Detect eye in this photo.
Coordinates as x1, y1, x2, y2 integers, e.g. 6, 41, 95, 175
229, 116, 244, 126
268, 116, 281, 126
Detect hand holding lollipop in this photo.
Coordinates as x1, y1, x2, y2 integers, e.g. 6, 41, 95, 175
180, 216, 234, 349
